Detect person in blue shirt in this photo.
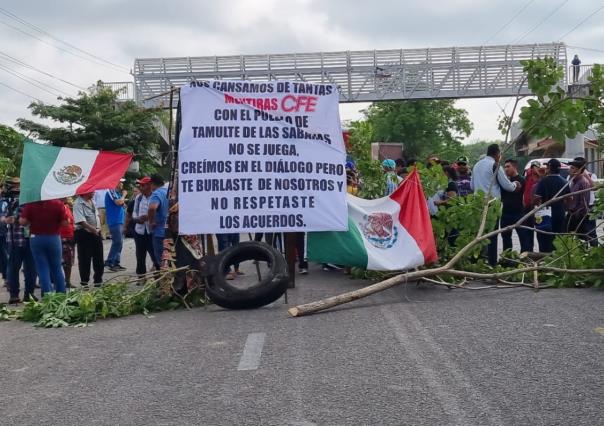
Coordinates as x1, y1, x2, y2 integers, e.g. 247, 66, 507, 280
104, 179, 127, 271
147, 174, 169, 268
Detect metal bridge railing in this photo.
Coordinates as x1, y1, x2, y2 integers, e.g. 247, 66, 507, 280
128, 43, 567, 108
569, 64, 593, 85
100, 81, 135, 101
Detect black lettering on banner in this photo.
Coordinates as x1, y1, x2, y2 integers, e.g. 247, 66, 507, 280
264, 160, 313, 173
240, 214, 305, 228
262, 144, 297, 156
229, 143, 244, 155
315, 162, 344, 175
295, 115, 309, 128
276, 82, 291, 93
258, 178, 272, 190
214, 109, 238, 121
195, 178, 254, 192
182, 160, 232, 174
273, 178, 335, 191
231, 195, 315, 210
193, 126, 240, 138
247, 144, 261, 155
242, 126, 257, 138
234, 161, 248, 173
251, 161, 263, 172
219, 216, 240, 229
181, 180, 193, 192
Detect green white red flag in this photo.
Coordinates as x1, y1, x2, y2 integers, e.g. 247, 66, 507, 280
307, 170, 437, 270
19, 142, 132, 204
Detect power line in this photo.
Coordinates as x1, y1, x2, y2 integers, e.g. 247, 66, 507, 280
0, 64, 65, 97
0, 64, 70, 96
0, 7, 130, 73
0, 19, 129, 74
558, 3, 604, 41
483, 0, 536, 44
0, 80, 42, 102
0, 50, 86, 90
513, 0, 569, 43
566, 44, 604, 54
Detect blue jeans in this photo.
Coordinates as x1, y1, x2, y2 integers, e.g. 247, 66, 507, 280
8, 241, 37, 299
152, 236, 164, 268
216, 233, 240, 251
538, 211, 565, 253
30, 235, 65, 294
216, 233, 240, 272
106, 224, 124, 267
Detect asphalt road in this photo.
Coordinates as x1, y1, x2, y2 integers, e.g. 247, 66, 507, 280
1, 260, 603, 425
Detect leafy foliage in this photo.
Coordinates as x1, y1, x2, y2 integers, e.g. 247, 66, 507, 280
519, 58, 604, 142
0, 304, 19, 321
431, 192, 502, 261
346, 120, 387, 199
539, 236, 604, 288
363, 99, 473, 159
16, 82, 164, 173
0, 124, 26, 177
17, 281, 206, 328
416, 163, 448, 198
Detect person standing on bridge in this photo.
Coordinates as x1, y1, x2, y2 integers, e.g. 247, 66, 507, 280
572, 55, 581, 83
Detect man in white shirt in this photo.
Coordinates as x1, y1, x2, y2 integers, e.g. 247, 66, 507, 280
471, 144, 521, 266
131, 177, 159, 281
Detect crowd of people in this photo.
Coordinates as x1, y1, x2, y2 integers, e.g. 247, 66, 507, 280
1, 143, 600, 303
363, 143, 599, 266
0, 174, 170, 304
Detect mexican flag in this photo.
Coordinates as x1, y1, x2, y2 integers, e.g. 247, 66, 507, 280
308, 170, 437, 270
19, 142, 133, 204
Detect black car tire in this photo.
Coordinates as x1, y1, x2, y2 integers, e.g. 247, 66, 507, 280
206, 241, 289, 309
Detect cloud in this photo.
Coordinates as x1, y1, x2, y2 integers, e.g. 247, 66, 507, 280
1, 0, 603, 141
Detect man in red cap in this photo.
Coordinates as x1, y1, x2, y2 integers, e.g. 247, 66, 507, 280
131, 177, 159, 283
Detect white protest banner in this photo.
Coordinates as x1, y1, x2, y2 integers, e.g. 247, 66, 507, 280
178, 80, 348, 235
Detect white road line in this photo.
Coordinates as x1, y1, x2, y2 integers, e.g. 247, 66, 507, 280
237, 332, 266, 371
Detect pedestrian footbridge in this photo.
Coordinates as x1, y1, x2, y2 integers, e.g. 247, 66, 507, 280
110, 42, 577, 108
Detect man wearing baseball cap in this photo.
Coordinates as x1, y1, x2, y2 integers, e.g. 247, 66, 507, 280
454, 156, 472, 197
104, 178, 127, 272
534, 158, 569, 252
131, 176, 159, 283
566, 157, 595, 243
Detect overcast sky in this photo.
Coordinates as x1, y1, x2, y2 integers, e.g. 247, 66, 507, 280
1, 0, 603, 144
